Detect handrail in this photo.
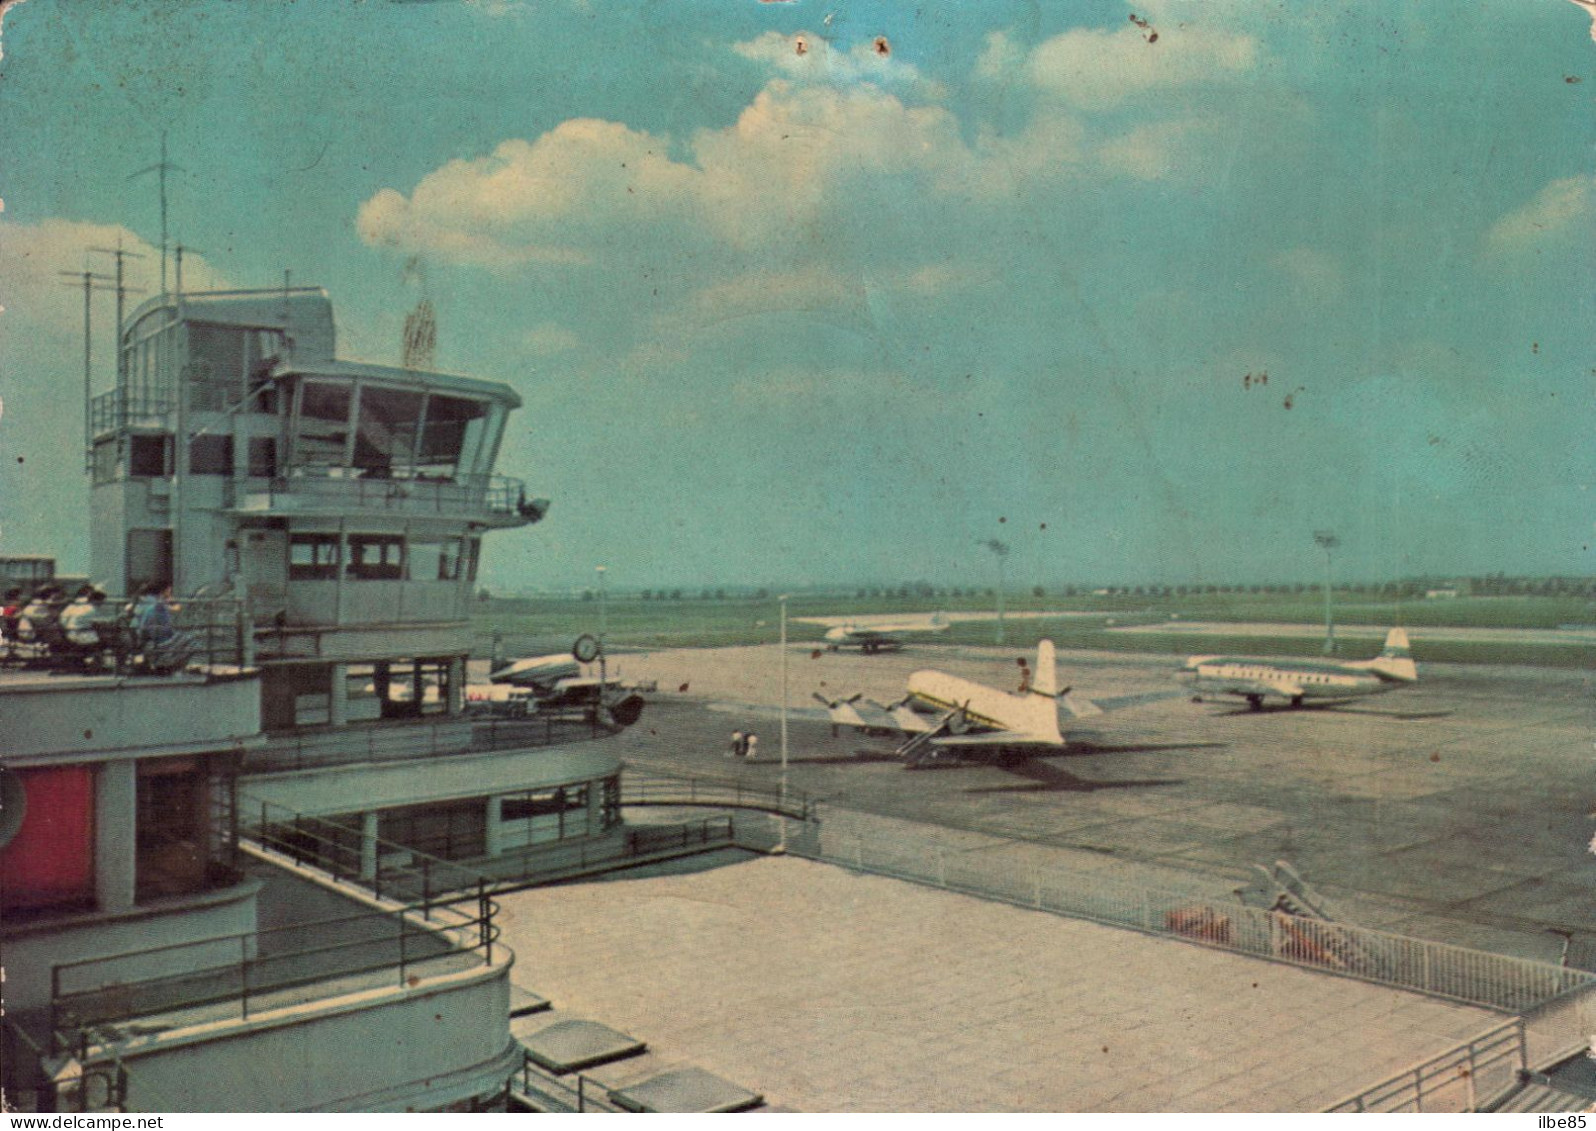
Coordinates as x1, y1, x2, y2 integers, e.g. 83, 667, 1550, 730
1323, 1018, 1526, 1112
241, 794, 493, 909
50, 891, 499, 1057
767, 809, 1596, 1015
622, 765, 815, 820
515, 1055, 625, 1113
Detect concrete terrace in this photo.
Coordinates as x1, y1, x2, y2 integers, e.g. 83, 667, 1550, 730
497, 853, 1501, 1112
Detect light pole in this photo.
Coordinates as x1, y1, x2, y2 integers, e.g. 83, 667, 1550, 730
776, 593, 790, 854
979, 539, 1010, 645
595, 565, 608, 647
1314, 531, 1338, 654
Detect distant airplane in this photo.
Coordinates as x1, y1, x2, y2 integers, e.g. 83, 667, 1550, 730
1180, 628, 1418, 711
797, 612, 951, 653
816, 639, 1172, 767
486, 639, 646, 727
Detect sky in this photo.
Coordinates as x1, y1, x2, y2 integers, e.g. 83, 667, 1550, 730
0, 0, 1591, 593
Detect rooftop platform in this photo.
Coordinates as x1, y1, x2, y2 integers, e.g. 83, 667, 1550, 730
497, 853, 1504, 1112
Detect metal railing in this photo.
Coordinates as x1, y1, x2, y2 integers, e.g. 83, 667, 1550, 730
245, 714, 612, 773
50, 894, 498, 1059
242, 796, 494, 909
242, 795, 734, 902
238, 471, 528, 517
1325, 1019, 1528, 1112
2, 595, 254, 675
513, 1056, 625, 1113
89, 387, 173, 433
769, 816, 1596, 1015
623, 766, 816, 821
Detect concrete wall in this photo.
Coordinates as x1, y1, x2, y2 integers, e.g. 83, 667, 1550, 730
107, 959, 516, 1112
1, 878, 260, 1015
2, 673, 261, 762
243, 745, 621, 817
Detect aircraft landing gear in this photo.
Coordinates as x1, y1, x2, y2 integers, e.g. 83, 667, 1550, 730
1247, 695, 1264, 712
1290, 695, 1304, 709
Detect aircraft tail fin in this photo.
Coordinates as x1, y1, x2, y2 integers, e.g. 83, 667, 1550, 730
1356, 628, 1418, 683
1033, 639, 1059, 698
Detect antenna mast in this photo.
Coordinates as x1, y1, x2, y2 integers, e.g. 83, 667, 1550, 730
88, 242, 146, 401
59, 269, 115, 459
129, 132, 184, 294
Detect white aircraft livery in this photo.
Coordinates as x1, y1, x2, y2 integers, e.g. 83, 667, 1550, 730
1181, 628, 1417, 711
817, 640, 1173, 767
800, 613, 951, 654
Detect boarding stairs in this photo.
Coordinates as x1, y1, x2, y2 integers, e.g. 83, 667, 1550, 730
894, 709, 961, 768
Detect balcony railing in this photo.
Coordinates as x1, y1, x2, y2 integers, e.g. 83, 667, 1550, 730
2, 595, 254, 675
50, 890, 498, 1060
236, 471, 529, 518
90, 388, 173, 434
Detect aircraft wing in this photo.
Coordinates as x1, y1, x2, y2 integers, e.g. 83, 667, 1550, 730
818, 696, 936, 734
889, 703, 937, 733
1073, 689, 1190, 715
1058, 691, 1104, 719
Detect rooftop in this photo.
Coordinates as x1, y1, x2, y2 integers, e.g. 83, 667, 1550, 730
497, 852, 1503, 1112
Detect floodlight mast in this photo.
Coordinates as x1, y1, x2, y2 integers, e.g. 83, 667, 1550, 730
1314, 531, 1339, 654
776, 593, 791, 854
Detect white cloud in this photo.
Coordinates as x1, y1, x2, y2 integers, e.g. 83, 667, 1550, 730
360, 82, 976, 264
358, 20, 1260, 275
1485, 175, 1595, 256
1024, 24, 1259, 110
974, 30, 1026, 84
0, 219, 229, 346
731, 31, 936, 96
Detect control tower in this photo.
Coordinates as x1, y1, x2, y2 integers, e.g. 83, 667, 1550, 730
88, 286, 546, 730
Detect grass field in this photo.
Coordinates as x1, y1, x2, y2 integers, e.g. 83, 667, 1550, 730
471, 591, 1596, 669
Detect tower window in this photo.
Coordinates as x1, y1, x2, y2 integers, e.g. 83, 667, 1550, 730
289, 533, 341, 580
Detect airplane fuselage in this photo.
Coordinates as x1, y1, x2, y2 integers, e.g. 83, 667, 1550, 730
905, 669, 1065, 747
1182, 657, 1395, 707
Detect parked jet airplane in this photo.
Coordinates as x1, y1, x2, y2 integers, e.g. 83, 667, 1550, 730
816, 639, 1170, 767
798, 612, 951, 654
1180, 628, 1417, 711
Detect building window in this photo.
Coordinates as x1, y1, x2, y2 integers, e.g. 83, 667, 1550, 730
501, 786, 588, 821
92, 438, 120, 485
293, 382, 352, 469
126, 528, 173, 594
248, 436, 277, 478
128, 434, 171, 478
135, 757, 213, 901
378, 799, 486, 861
417, 395, 493, 479
189, 434, 234, 475
348, 534, 404, 580
409, 537, 463, 581
600, 776, 621, 831
289, 533, 341, 580
500, 785, 590, 846
352, 387, 424, 477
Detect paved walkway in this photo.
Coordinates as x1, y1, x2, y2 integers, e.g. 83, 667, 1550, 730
497, 854, 1500, 1112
